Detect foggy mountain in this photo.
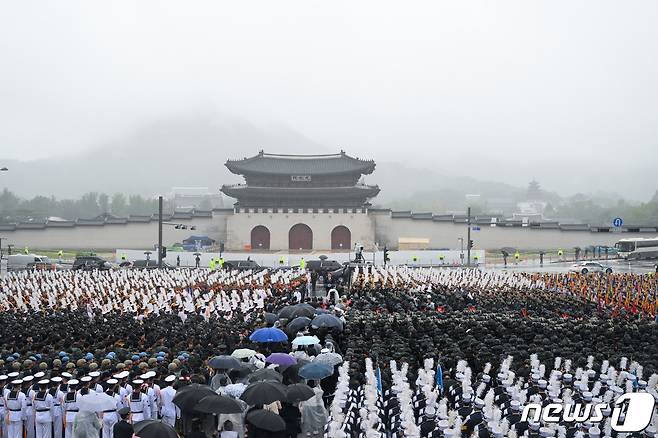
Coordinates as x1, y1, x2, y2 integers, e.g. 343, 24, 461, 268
2, 114, 532, 211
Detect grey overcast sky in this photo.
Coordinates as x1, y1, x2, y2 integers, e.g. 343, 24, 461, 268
1, 1, 657, 198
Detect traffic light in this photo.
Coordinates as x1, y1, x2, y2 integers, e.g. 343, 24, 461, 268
468, 240, 474, 249
220, 242, 225, 254
161, 247, 167, 259
383, 246, 390, 265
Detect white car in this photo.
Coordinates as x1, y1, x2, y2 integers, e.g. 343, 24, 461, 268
569, 262, 613, 274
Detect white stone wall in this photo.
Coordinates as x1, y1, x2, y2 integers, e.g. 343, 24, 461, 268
372, 213, 658, 250
225, 209, 375, 251
0, 217, 218, 250
2, 209, 657, 252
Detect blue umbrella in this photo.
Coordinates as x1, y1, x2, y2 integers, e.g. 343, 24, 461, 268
298, 362, 333, 380
249, 327, 288, 343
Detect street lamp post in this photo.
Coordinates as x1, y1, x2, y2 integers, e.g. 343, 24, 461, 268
458, 237, 464, 265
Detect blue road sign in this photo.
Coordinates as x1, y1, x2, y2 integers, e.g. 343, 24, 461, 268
612, 217, 623, 228
472, 226, 481, 231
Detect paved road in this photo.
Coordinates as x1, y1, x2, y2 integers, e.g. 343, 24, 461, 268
488, 259, 656, 274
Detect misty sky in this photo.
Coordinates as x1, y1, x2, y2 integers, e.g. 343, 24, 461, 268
1, 1, 657, 199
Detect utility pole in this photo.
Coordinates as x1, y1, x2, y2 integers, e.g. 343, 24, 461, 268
466, 206, 471, 267
157, 195, 163, 268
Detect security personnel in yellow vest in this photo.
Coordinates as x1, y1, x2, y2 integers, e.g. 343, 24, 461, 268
514, 251, 520, 262
24, 246, 29, 255
412, 255, 418, 263
121, 254, 127, 262
558, 249, 564, 259
209, 258, 215, 271
218, 257, 224, 269
439, 255, 445, 264
299, 258, 306, 270
279, 256, 285, 266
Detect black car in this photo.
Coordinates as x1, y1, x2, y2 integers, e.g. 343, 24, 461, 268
132, 260, 175, 269
223, 260, 262, 271
305, 259, 343, 275
72, 255, 112, 271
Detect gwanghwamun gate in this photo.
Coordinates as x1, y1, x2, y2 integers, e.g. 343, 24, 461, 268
2, 151, 657, 264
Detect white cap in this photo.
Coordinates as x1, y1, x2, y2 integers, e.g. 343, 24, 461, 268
582, 391, 593, 401
538, 379, 547, 389
80, 376, 92, 383
588, 427, 601, 437
23, 376, 34, 382
8, 372, 19, 378
539, 427, 555, 437
106, 379, 118, 385
89, 371, 100, 378
68, 379, 79, 386
133, 379, 144, 385
38, 379, 49, 385
164, 375, 176, 383
11, 379, 23, 385
61, 372, 72, 379
0, 375, 8, 381
511, 400, 521, 411
34, 372, 45, 378
51, 377, 62, 383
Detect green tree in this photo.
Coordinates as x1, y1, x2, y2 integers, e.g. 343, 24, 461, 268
111, 193, 128, 216
98, 193, 110, 214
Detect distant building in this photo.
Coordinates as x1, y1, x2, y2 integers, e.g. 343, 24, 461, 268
5, 152, 658, 251
170, 187, 223, 210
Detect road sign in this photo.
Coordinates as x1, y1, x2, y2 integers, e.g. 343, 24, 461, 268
472, 226, 481, 231
612, 217, 623, 228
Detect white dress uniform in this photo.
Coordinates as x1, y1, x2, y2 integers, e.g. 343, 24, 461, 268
62, 384, 79, 438
48, 384, 65, 438
159, 378, 178, 427
101, 388, 123, 438
0, 378, 9, 438
128, 382, 150, 424
5, 384, 26, 438
33, 386, 54, 438
23, 385, 36, 438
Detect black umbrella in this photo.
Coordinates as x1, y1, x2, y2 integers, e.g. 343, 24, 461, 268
209, 355, 241, 370
246, 409, 286, 432
264, 312, 278, 325
285, 383, 315, 403
133, 420, 178, 438
277, 305, 296, 319
172, 384, 216, 412
311, 314, 343, 330
286, 316, 311, 334
248, 368, 283, 383
240, 381, 287, 405
193, 393, 243, 415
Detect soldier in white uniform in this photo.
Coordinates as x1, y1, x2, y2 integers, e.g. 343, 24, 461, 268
115, 372, 132, 409
48, 377, 65, 438
22, 375, 36, 438
76, 376, 92, 397
33, 379, 54, 438
5, 379, 26, 438
89, 372, 103, 393
141, 372, 160, 420
0, 375, 9, 438
128, 380, 149, 423
159, 375, 179, 427
62, 379, 79, 438
101, 379, 123, 438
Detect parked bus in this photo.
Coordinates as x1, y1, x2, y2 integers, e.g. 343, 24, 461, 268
614, 237, 658, 260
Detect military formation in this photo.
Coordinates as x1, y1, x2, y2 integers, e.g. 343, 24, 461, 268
0, 266, 656, 437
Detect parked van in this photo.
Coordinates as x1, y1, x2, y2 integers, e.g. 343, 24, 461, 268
8, 254, 52, 270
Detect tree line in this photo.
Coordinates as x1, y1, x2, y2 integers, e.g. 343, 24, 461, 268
0, 189, 160, 223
